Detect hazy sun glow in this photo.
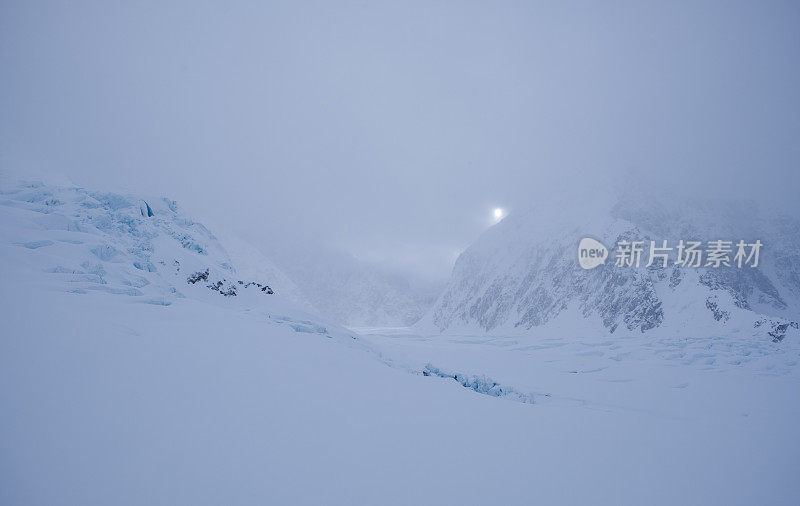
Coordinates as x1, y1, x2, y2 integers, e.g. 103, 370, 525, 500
493, 208, 503, 220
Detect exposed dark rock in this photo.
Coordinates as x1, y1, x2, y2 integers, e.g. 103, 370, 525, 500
187, 269, 209, 284
706, 296, 730, 322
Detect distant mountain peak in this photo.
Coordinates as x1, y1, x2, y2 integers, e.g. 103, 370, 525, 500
422, 192, 800, 341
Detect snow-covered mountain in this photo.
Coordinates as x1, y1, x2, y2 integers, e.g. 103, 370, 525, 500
0, 180, 353, 340
2, 180, 799, 505
269, 245, 440, 328
0, 178, 436, 332
423, 190, 800, 341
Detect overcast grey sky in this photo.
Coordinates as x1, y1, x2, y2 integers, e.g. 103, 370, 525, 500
2, 0, 799, 281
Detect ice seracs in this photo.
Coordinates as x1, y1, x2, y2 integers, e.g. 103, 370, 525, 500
0, 180, 352, 340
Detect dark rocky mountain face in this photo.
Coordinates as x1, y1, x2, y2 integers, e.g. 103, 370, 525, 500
427, 194, 799, 340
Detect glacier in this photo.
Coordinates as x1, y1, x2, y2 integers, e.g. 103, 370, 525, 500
1, 181, 799, 505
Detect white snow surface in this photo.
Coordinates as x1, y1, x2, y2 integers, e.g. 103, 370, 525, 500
271, 244, 438, 328
1, 181, 799, 505
421, 189, 800, 340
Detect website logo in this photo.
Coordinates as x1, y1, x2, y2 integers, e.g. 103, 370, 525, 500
577, 238, 762, 269
578, 237, 608, 270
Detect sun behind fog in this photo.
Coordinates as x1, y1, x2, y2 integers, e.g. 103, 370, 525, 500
493, 208, 504, 220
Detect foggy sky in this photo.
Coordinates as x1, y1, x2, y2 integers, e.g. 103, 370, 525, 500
2, 0, 799, 281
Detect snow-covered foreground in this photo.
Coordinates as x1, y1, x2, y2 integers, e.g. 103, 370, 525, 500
1, 183, 799, 505
4, 282, 800, 505
1, 270, 797, 505
359, 324, 800, 419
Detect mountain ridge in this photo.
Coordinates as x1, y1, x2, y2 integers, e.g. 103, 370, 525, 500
420, 191, 800, 341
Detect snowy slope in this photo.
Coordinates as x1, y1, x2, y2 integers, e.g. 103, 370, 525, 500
2, 181, 799, 505
210, 230, 314, 310
271, 245, 438, 328
423, 189, 800, 340
0, 180, 349, 338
